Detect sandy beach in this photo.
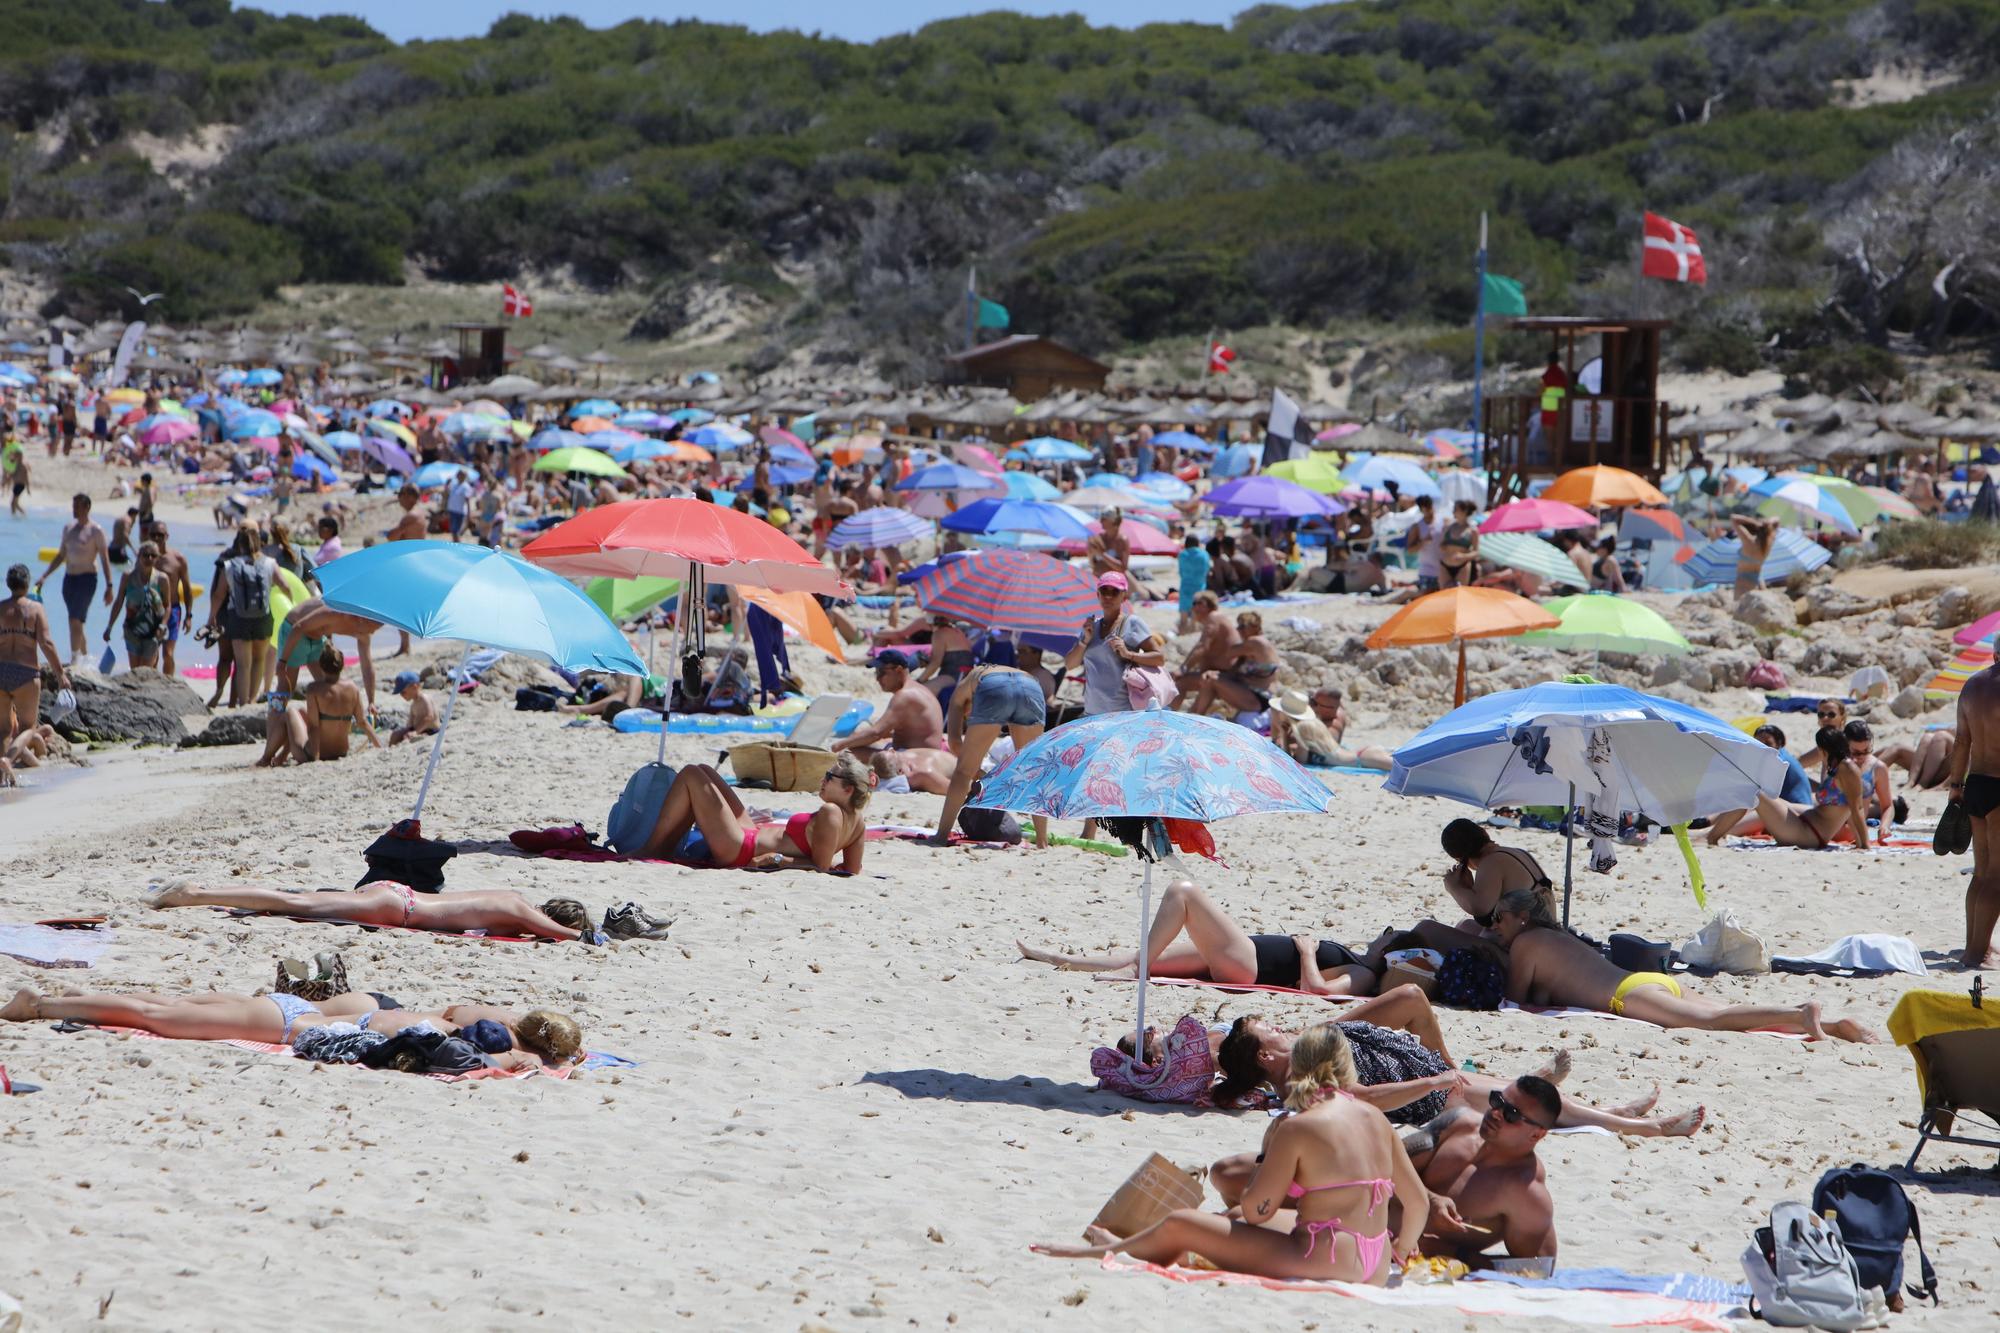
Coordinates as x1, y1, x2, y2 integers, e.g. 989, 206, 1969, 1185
5, 498, 1997, 1328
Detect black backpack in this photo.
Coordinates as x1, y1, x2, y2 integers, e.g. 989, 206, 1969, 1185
1811, 1165, 1938, 1306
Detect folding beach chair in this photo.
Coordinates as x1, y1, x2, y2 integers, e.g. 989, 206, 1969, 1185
1888, 985, 2000, 1171
783, 695, 853, 750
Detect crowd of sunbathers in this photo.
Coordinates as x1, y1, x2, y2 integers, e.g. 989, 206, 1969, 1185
1015, 816, 1886, 1284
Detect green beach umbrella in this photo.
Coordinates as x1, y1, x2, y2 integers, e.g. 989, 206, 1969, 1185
1265, 455, 1349, 494
534, 447, 628, 479
585, 575, 681, 623
1478, 532, 1584, 589
1518, 595, 1691, 657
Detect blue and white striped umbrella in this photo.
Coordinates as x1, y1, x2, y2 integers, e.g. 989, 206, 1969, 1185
1680, 529, 1830, 586
827, 507, 932, 549
1751, 477, 1858, 534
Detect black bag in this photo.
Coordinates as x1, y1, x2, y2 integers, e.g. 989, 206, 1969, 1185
1811, 1165, 1938, 1306
355, 828, 457, 894
958, 805, 1022, 845
358, 1028, 486, 1075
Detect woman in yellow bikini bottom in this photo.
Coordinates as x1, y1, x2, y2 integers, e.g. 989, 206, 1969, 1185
1608, 972, 1681, 1016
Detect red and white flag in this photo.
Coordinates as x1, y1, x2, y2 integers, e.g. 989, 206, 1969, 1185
501, 283, 534, 317
1208, 341, 1236, 374
1641, 212, 1706, 285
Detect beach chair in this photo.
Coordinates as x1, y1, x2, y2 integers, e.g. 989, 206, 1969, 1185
1888, 986, 2000, 1170
783, 694, 853, 750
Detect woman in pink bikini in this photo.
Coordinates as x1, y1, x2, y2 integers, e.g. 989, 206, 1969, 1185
637, 753, 871, 872
1034, 1023, 1429, 1283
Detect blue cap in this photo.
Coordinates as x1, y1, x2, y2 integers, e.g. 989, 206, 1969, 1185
457, 1019, 513, 1053
393, 671, 420, 691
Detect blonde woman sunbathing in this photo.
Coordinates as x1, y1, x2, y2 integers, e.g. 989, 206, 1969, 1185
1, 987, 582, 1072
1035, 1023, 1428, 1283
145, 879, 588, 942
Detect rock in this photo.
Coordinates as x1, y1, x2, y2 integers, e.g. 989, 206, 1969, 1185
181, 710, 266, 748
42, 669, 202, 746
1802, 586, 1882, 624
1891, 684, 1929, 719
1893, 602, 1927, 628
1651, 654, 1714, 692
1731, 589, 1796, 632
1932, 587, 1975, 629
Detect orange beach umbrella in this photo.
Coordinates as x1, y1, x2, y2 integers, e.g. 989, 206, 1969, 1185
1365, 587, 1560, 705
1542, 465, 1668, 509
739, 587, 847, 665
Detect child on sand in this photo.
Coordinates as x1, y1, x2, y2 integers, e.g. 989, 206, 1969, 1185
389, 669, 438, 745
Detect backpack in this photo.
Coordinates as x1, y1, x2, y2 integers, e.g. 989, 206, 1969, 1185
606, 763, 678, 856
1741, 1200, 1868, 1330
1812, 1165, 1938, 1306
225, 556, 273, 618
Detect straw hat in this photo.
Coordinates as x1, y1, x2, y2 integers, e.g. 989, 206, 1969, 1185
1274, 689, 1313, 722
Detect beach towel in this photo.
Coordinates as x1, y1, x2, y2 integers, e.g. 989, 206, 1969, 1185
212, 907, 539, 943
1097, 974, 1363, 1002
1089, 1254, 1737, 1330
0, 924, 115, 969
1771, 934, 1927, 978
1467, 1266, 1749, 1304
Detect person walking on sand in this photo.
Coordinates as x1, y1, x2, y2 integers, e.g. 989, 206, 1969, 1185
1946, 661, 2000, 969
4, 432, 27, 516
34, 493, 111, 664
1, 563, 70, 746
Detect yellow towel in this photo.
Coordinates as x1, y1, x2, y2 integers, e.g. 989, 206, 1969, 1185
1885, 989, 2000, 1104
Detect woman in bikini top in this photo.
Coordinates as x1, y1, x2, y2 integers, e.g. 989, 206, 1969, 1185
1033, 1023, 1427, 1283
1439, 818, 1556, 929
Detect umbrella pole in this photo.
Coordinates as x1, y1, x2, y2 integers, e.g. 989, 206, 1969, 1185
1455, 640, 1467, 707
411, 645, 472, 824
1135, 858, 1153, 1067
658, 567, 694, 767
1561, 781, 1576, 929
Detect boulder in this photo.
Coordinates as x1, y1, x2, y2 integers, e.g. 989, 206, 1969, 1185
1803, 586, 1882, 624
1932, 586, 1975, 629
1892, 602, 1927, 628
180, 710, 266, 748
1651, 654, 1713, 692
1890, 684, 1930, 719
42, 669, 202, 746
1732, 589, 1797, 632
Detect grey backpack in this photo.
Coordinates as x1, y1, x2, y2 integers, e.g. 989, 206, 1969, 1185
1742, 1200, 1868, 1330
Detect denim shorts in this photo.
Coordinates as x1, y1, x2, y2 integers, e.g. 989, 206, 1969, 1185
968, 671, 1046, 727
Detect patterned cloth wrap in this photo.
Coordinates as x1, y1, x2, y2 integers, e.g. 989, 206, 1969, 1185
1091, 1013, 1216, 1103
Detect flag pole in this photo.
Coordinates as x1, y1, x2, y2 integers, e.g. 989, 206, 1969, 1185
966, 265, 977, 353
1471, 212, 1488, 455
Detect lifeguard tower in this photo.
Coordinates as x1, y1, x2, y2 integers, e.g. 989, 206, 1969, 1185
428, 323, 513, 389
1482, 317, 1677, 506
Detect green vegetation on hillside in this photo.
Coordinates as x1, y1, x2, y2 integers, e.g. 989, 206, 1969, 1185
1, 0, 1996, 378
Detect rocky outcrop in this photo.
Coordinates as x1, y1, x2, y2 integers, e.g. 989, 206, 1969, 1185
1802, 586, 1882, 624
41, 669, 204, 746
1890, 684, 1932, 718
1732, 589, 1797, 632
1932, 586, 1975, 629
180, 709, 266, 748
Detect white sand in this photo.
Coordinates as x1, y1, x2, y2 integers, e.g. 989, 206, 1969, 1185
3, 630, 1996, 1328
5, 456, 1996, 1326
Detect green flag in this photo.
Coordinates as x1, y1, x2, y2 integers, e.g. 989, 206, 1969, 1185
975, 297, 1010, 330
1481, 272, 1527, 317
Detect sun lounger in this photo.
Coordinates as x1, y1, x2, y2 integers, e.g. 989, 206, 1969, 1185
1887, 987, 2000, 1170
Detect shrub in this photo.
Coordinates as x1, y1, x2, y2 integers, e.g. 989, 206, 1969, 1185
1875, 518, 2000, 569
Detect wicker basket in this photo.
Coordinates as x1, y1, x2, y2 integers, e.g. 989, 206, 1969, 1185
727, 741, 837, 792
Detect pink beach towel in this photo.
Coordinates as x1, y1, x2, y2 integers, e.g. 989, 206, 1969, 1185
1089, 1254, 1735, 1330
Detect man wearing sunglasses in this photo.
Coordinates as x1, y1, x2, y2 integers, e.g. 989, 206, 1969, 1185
830, 650, 946, 756
1400, 1076, 1561, 1267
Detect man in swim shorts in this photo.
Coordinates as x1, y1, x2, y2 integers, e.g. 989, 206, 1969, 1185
1947, 660, 2000, 968
145, 520, 193, 678
1401, 1076, 1560, 1266
35, 493, 111, 663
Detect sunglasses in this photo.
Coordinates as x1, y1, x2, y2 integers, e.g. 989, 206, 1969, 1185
1488, 1088, 1549, 1130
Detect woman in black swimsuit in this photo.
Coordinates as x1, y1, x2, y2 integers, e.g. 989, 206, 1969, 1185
1018, 878, 1381, 996
1438, 817, 1558, 928
1438, 500, 1480, 587
1588, 535, 1625, 593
